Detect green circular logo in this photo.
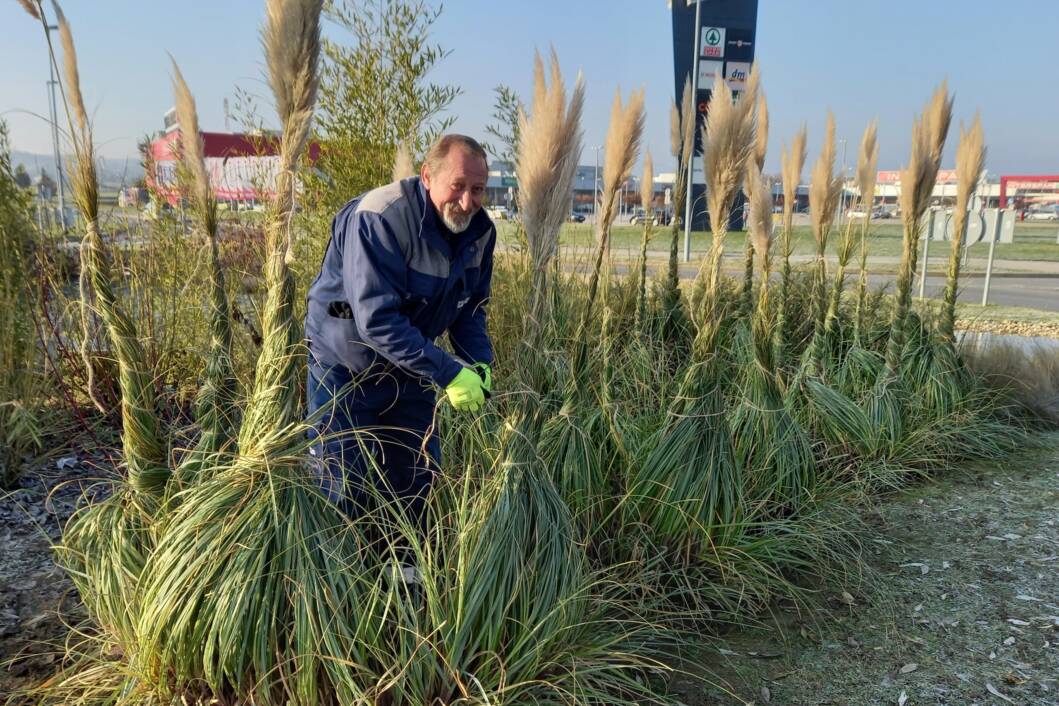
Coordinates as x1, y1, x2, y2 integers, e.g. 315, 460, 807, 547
705, 28, 721, 46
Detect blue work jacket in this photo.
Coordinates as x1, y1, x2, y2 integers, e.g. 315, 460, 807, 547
305, 177, 495, 387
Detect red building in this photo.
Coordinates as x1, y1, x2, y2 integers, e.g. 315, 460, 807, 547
149, 130, 282, 206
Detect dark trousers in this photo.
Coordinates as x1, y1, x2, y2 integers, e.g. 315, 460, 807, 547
306, 362, 440, 530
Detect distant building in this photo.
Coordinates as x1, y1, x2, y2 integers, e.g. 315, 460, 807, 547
149, 130, 282, 207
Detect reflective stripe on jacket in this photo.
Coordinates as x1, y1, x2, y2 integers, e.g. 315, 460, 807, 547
305, 177, 495, 387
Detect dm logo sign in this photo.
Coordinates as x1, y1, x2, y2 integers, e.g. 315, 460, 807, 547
700, 26, 726, 58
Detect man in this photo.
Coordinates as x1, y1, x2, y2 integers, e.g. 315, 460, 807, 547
305, 134, 495, 530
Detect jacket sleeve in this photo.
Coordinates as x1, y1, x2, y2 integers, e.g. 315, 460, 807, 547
343, 209, 464, 387
448, 230, 495, 366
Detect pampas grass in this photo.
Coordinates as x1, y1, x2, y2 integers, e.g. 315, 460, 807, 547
516, 48, 585, 331
939, 116, 985, 348
636, 150, 654, 331
853, 120, 879, 342
392, 141, 415, 181
169, 60, 238, 486
775, 124, 807, 368
52, 0, 167, 500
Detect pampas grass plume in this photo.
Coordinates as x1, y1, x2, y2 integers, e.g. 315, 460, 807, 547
640, 151, 654, 213
599, 87, 646, 231
856, 120, 879, 210
17, 0, 40, 20
702, 68, 758, 237
171, 59, 215, 230
808, 111, 841, 253
392, 141, 416, 181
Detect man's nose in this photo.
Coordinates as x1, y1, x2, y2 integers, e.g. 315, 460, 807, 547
460, 191, 474, 211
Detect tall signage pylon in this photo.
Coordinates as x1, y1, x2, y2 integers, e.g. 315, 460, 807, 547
671, 0, 759, 252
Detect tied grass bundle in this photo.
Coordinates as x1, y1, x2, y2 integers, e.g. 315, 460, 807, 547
883, 83, 953, 380
740, 90, 769, 317
804, 111, 843, 374
775, 125, 807, 369
635, 150, 654, 332
238, 0, 324, 449
826, 121, 878, 340
169, 60, 239, 487
52, 0, 167, 502
731, 164, 813, 508
660, 76, 695, 341
629, 69, 758, 552
571, 85, 644, 381
853, 121, 880, 344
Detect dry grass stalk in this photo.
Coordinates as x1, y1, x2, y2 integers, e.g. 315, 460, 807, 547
703, 69, 758, 244
574, 85, 644, 377
853, 120, 879, 340
740, 90, 769, 314
392, 141, 416, 181
240, 0, 323, 447
747, 162, 775, 367
17, 0, 40, 20
693, 67, 758, 354
640, 150, 655, 212
516, 48, 585, 328
635, 151, 654, 331
855, 120, 879, 213
171, 60, 216, 235
598, 88, 646, 234
781, 126, 807, 243
808, 111, 842, 261
753, 92, 769, 173
940, 116, 985, 346
671, 76, 695, 218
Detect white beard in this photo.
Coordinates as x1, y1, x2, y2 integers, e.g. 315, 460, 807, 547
441, 203, 475, 233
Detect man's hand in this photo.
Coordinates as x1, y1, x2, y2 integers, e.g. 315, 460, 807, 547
473, 362, 492, 397
445, 368, 486, 412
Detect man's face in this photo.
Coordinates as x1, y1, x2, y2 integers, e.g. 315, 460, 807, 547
422, 147, 488, 234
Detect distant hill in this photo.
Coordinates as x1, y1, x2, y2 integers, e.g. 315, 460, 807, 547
11, 150, 144, 189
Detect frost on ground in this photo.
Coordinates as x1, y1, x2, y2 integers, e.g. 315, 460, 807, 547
677, 432, 1059, 706
0, 454, 100, 694
2, 438, 1057, 703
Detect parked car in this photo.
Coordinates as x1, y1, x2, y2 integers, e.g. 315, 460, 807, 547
568, 212, 586, 223
1025, 207, 1059, 221
629, 208, 658, 226
486, 205, 510, 221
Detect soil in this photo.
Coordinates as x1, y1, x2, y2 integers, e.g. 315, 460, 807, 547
672, 432, 1059, 706
2, 437, 1057, 704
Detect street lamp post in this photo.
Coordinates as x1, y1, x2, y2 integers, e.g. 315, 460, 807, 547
43, 17, 67, 231
683, 0, 703, 262
592, 145, 602, 223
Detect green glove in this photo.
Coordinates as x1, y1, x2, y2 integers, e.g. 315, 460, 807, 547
473, 362, 493, 395
445, 367, 485, 412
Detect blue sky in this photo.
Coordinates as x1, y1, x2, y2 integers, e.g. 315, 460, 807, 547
2, 0, 1058, 176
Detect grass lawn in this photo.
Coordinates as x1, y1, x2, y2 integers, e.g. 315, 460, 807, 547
495, 220, 1059, 262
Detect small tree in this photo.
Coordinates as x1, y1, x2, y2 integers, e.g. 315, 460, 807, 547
483, 84, 522, 165
307, 0, 460, 215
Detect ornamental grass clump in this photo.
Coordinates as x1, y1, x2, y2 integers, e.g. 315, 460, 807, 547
629, 70, 758, 552
546, 83, 643, 527
731, 163, 813, 509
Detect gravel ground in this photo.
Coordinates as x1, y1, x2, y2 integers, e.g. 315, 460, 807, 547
0, 451, 105, 695
675, 433, 1059, 706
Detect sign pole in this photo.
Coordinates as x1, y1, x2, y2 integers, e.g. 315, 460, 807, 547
682, 0, 702, 263
981, 208, 1005, 306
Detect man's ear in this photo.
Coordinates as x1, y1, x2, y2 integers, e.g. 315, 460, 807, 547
420, 162, 431, 189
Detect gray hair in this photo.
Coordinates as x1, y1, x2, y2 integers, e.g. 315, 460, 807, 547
423, 134, 488, 176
